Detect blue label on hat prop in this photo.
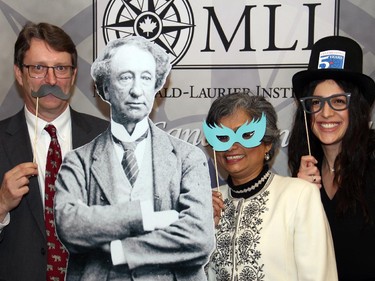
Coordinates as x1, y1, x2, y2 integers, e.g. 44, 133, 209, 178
318, 50, 346, 70
202, 112, 267, 151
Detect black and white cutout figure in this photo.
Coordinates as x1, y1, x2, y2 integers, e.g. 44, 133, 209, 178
54, 36, 215, 281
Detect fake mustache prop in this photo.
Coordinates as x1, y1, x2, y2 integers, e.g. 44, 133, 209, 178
31, 84, 71, 100
30, 85, 71, 163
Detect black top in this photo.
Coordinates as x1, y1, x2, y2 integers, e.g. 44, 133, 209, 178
320, 157, 375, 281
228, 165, 270, 199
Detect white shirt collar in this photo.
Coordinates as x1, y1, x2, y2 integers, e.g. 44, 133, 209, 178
24, 105, 71, 141
111, 117, 149, 142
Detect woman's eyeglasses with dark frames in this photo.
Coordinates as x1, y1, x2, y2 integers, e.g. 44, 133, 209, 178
299, 93, 351, 114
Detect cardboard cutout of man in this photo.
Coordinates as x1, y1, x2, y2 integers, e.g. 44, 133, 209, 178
54, 36, 214, 281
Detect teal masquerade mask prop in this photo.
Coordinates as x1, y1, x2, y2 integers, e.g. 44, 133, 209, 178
203, 112, 267, 151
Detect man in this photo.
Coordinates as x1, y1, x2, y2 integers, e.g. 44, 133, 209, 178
0, 22, 108, 281
54, 36, 214, 281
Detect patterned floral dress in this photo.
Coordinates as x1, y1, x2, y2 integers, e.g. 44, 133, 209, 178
207, 171, 338, 281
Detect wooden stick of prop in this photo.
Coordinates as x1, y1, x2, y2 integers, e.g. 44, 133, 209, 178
303, 110, 312, 156
32, 97, 39, 163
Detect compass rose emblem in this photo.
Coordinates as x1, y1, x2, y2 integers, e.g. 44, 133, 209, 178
101, 0, 195, 65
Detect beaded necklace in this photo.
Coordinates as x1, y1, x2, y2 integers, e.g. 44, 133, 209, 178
229, 165, 271, 199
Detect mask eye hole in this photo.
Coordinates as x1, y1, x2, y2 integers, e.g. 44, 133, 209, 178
217, 135, 229, 142
242, 132, 254, 140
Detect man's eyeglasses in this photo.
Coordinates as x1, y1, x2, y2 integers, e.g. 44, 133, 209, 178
22, 64, 75, 79
299, 93, 351, 114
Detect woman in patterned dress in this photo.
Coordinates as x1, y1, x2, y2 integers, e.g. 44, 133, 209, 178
206, 93, 337, 281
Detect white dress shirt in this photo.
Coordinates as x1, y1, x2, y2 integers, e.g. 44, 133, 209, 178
110, 117, 149, 167
110, 117, 150, 265
25, 106, 72, 209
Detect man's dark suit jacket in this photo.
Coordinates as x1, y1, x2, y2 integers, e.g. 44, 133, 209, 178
0, 108, 108, 281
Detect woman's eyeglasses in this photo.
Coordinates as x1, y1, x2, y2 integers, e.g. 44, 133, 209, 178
299, 93, 351, 114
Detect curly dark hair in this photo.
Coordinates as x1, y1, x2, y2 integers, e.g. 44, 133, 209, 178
288, 79, 374, 221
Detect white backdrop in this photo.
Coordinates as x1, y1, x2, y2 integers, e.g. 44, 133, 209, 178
0, 0, 374, 186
